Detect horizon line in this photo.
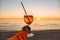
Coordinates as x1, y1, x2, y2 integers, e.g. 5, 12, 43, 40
0, 18, 60, 20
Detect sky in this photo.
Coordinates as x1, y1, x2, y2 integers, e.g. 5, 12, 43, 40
0, 0, 60, 18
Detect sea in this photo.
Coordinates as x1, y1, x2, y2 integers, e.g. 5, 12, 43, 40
0, 20, 60, 31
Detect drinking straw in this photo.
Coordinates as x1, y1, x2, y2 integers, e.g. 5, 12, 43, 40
21, 1, 27, 15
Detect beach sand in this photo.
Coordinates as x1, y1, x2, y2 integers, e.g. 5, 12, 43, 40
0, 30, 60, 40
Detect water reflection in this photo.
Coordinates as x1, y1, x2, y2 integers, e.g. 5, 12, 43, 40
0, 20, 60, 31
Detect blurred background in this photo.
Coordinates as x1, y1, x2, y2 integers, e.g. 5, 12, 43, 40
0, 0, 60, 40
0, 0, 60, 31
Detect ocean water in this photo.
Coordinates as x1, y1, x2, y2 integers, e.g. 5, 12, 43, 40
0, 20, 60, 31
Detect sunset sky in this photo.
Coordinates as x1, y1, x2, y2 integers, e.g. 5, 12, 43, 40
0, 0, 60, 19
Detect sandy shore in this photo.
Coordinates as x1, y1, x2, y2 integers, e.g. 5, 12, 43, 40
0, 30, 60, 40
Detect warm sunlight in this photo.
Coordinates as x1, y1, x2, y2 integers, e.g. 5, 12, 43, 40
37, 18, 40, 21
35, 18, 40, 20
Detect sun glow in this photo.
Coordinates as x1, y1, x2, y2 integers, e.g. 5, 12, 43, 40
36, 18, 40, 21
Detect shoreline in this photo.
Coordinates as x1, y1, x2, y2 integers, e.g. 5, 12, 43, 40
0, 29, 60, 32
